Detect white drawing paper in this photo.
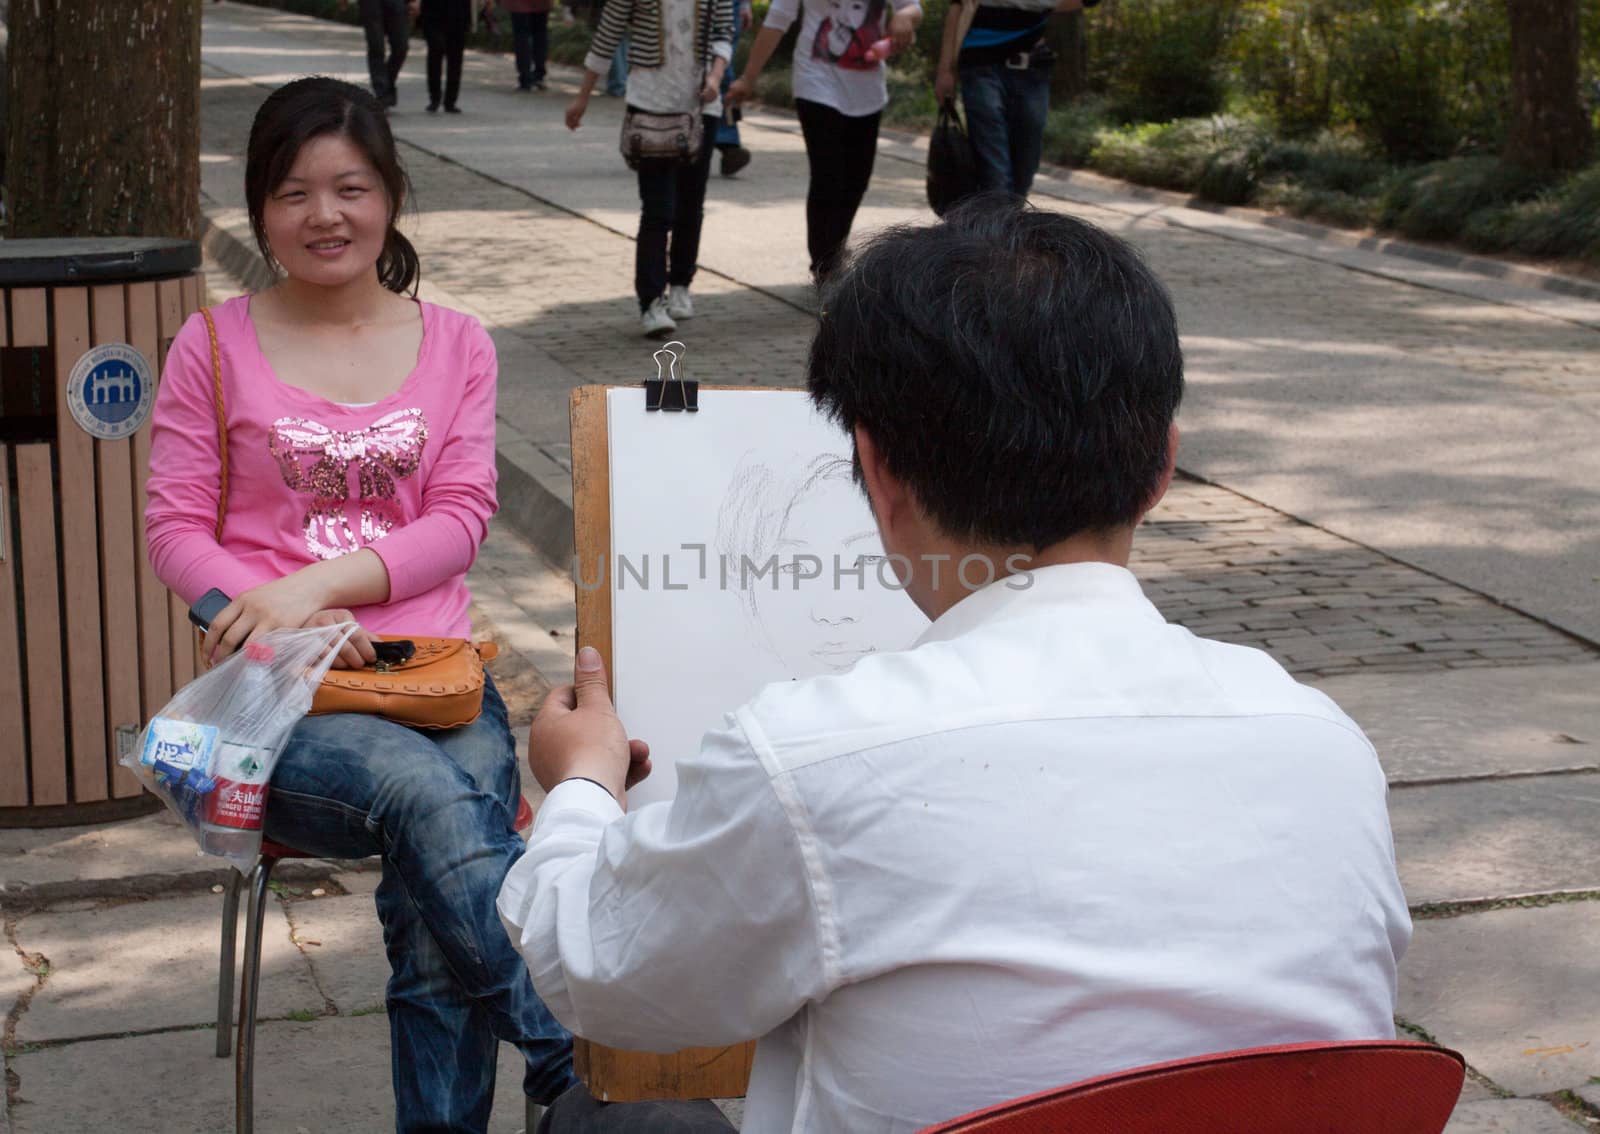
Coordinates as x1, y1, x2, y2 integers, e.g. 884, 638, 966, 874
605, 386, 930, 805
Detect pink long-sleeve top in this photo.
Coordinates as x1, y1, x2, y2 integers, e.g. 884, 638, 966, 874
145, 296, 498, 639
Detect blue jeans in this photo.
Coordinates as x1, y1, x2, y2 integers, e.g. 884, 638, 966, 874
606, 34, 629, 96
265, 676, 575, 1132
960, 59, 1051, 197
716, 48, 739, 147
511, 11, 550, 86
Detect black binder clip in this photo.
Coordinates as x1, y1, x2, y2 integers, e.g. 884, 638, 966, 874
644, 341, 698, 412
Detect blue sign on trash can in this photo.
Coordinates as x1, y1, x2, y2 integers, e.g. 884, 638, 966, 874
67, 343, 156, 440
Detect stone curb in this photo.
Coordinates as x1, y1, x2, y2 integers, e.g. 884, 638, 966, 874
0, 857, 346, 911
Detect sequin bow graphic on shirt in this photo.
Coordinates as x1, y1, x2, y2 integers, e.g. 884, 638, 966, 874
268, 408, 430, 559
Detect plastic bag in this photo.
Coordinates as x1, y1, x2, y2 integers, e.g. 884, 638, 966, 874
927, 99, 979, 217
120, 623, 356, 874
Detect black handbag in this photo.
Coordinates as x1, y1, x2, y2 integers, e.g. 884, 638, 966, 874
927, 99, 980, 216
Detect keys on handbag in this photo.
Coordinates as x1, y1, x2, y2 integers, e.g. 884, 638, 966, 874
371, 639, 417, 671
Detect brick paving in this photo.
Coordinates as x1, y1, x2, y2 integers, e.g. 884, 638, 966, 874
1136, 477, 1597, 678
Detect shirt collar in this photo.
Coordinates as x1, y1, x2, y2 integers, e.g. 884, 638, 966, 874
914, 561, 1165, 647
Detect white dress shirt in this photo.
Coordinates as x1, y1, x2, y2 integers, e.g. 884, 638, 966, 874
499, 563, 1411, 1133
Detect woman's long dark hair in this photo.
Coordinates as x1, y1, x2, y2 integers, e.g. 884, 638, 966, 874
245, 76, 420, 295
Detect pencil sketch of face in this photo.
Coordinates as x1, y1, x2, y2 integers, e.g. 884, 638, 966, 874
717, 452, 891, 676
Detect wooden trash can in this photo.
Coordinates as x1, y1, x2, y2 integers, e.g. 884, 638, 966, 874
1, 238, 206, 827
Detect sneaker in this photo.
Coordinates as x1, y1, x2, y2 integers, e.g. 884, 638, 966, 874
719, 145, 751, 177
640, 298, 677, 338
666, 285, 694, 320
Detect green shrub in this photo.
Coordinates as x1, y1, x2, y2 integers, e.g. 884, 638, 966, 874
1463, 164, 1600, 259
1338, 8, 1453, 163
1042, 96, 1114, 167
1379, 156, 1551, 241
1255, 180, 1382, 229
1089, 0, 1241, 124
1260, 132, 1385, 195
1086, 115, 1264, 193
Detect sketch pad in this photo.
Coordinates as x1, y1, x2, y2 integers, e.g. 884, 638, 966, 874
567, 384, 930, 1100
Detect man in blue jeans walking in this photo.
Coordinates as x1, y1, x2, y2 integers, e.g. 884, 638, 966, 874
933, 0, 1097, 197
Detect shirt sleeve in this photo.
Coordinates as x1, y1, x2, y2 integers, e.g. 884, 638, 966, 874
497, 715, 833, 1051
762, 0, 801, 35
710, 0, 735, 60
144, 312, 272, 606
368, 319, 499, 603
583, 0, 632, 73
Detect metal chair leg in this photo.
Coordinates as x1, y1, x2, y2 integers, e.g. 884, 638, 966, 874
236, 855, 277, 1134
216, 868, 244, 1057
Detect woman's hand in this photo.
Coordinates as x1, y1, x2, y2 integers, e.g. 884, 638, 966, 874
726, 76, 754, 108
203, 574, 331, 664
700, 74, 721, 104
934, 66, 957, 104
888, 6, 918, 52
305, 610, 378, 670
566, 93, 589, 130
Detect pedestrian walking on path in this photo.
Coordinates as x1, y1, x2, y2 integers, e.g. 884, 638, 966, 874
714, 0, 755, 176
565, 0, 736, 336
144, 77, 575, 1130
934, 0, 1097, 198
421, 0, 472, 111
503, 0, 553, 89
728, 0, 921, 278
354, 0, 417, 107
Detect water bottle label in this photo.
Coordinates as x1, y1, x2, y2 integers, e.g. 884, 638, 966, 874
205, 777, 269, 830
140, 718, 219, 782
205, 741, 273, 830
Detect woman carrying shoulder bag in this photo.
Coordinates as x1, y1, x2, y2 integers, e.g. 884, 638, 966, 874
565, 0, 735, 338
144, 77, 575, 1131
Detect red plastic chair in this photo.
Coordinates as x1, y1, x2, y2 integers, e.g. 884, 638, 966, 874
917, 1040, 1466, 1133
215, 795, 536, 1134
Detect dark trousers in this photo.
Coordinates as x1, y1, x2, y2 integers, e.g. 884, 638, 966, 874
511, 11, 551, 86
960, 58, 1052, 196
794, 97, 881, 279
539, 1084, 735, 1133
423, 0, 471, 108
359, 0, 410, 101
633, 115, 718, 311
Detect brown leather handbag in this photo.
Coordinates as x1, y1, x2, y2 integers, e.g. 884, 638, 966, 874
199, 307, 492, 731
310, 635, 497, 730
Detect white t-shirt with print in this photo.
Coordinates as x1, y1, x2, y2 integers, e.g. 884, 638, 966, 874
764, 0, 921, 117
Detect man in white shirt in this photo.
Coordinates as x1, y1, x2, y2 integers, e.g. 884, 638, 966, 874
499, 198, 1412, 1133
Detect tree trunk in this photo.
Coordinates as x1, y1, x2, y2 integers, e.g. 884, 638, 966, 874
5, 1, 201, 239
1503, 0, 1592, 172
1047, 10, 1087, 102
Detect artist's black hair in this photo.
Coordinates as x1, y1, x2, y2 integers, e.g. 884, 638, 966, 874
245, 76, 420, 295
807, 194, 1184, 550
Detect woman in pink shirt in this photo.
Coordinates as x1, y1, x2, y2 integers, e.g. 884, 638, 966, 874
144, 77, 573, 1131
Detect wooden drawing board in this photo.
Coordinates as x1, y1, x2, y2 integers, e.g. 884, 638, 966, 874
568, 384, 757, 1102
566, 380, 931, 1101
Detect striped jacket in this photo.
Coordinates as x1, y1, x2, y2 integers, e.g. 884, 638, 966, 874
584, 0, 735, 74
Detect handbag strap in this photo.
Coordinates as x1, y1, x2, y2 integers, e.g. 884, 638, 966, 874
200, 306, 229, 541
